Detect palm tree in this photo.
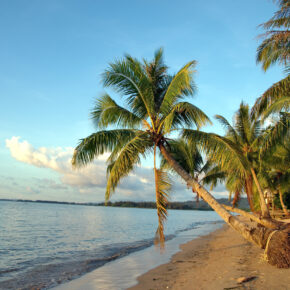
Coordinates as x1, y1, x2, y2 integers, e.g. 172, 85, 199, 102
205, 103, 270, 217
72, 49, 210, 245
256, 0, 289, 72
253, 0, 290, 122
73, 50, 289, 268
260, 121, 290, 216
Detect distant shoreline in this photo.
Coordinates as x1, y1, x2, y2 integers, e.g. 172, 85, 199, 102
0, 198, 249, 211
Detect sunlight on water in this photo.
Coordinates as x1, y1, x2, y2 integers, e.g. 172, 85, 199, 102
0, 201, 222, 289
54, 224, 221, 290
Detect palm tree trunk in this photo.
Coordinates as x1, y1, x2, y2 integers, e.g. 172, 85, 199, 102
222, 204, 282, 229
279, 189, 289, 216
159, 144, 290, 268
269, 189, 275, 216
192, 188, 200, 204
232, 191, 240, 208
153, 145, 165, 246
250, 167, 271, 218
245, 176, 256, 213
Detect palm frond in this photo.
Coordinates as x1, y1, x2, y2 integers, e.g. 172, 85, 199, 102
159, 61, 197, 115
262, 96, 290, 119
260, 113, 290, 154
215, 115, 240, 144
182, 129, 249, 176
225, 174, 244, 207
91, 94, 143, 128
72, 129, 137, 168
162, 102, 211, 133
251, 75, 290, 119
160, 139, 203, 177
261, 1, 290, 30
256, 32, 290, 71
105, 132, 153, 200
201, 166, 226, 190
102, 57, 155, 120
154, 169, 171, 248
143, 48, 169, 111
235, 103, 253, 145
256, 0, 290, 71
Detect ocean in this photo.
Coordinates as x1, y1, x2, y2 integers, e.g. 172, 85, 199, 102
0, 200, 222, 289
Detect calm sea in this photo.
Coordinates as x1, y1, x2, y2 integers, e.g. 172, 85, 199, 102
0, 200, 222, 289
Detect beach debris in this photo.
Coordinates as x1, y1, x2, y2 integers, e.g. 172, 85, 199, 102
236, 276, 256, 284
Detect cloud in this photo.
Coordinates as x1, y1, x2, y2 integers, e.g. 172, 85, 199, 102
6, 137, 73, 171
6, 136, 109, 188
5, 137, 229, 202
26, 186, 40, 194
34, 178, 68, 190
5, 136, 156, 200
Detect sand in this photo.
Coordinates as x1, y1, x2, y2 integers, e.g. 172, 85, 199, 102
128, 224, 290, 290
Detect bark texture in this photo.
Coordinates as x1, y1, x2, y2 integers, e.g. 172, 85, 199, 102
279, 190, 289, 216
245, 175, 256, 212
250, 168, 271, 218
266, 225, 290, 268
232, 191, 240, 208
222, 205, 283, 229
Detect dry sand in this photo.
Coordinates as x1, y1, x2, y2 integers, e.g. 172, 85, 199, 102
128, 224, 290, 290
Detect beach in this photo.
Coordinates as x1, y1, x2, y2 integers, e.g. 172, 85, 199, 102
129, 224, 290, 290
54, 219, 290, 290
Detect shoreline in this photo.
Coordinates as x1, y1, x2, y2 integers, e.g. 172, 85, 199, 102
129, 223, 290, 290
53, 222, 222, 290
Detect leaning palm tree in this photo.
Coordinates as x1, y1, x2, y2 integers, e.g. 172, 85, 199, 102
73, 50, 289, 268
72, 49, 210, 245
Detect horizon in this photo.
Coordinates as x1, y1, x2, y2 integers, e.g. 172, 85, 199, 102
1, 196, 242, 203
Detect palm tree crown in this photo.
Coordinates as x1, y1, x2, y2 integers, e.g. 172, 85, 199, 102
257, 0, 290, 72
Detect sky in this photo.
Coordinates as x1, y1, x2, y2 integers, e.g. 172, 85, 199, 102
0, 0, 285, 203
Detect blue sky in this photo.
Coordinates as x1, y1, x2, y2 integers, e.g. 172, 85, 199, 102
0, 0, 284, 202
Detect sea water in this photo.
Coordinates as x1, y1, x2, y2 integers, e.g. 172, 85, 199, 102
0, 200, 222, 289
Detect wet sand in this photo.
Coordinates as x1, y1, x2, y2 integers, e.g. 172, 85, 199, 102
129, 224, 290, 290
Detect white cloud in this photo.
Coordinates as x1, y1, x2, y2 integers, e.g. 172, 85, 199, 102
6, 136, 73, 171
5, 136, 156, 201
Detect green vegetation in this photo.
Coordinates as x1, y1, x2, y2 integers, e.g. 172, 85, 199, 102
3, 198, 246, 210
99, 198, 248, 210
72, 0, 289, 268
256, 0, 289, 72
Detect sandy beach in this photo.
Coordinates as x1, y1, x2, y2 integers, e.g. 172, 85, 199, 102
129, 223, 290, 290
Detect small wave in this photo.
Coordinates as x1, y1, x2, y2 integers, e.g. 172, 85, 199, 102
0, 267, 19, 275
0, 238, 157, 290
